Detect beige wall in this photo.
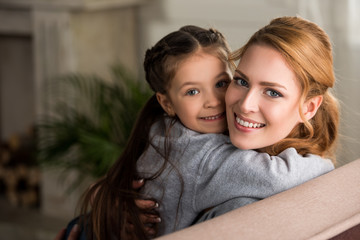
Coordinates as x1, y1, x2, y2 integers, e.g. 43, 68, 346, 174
70, 8, 138, 80
0, 36, 34, 140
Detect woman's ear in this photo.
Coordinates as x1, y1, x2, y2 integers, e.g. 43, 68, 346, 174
302, 95, 323, 121
156, 92, 175, 116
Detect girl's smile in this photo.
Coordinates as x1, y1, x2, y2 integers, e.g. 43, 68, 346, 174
157, 50, 232, 134
199, 112, 226, 121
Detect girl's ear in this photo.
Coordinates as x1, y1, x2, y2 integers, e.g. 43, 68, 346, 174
156, 92, 175, 116
302, 95, 323, 121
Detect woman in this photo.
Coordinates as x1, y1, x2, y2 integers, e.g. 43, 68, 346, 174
196, 16, 339, 221
58, 16, 339, 240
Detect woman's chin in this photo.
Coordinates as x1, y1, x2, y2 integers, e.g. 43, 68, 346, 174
229, 138, 253, 150
229, 137, 270, 151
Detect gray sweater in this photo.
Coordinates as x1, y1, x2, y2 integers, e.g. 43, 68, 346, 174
137, 118, 334, 236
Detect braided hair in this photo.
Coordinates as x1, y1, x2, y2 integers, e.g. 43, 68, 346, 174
144, 25, 231, 94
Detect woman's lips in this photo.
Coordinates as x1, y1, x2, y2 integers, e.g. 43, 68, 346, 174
234, 113, 265, 129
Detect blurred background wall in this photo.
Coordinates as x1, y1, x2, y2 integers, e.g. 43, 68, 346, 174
0, 0, 359, 239
136, 0, 360, 168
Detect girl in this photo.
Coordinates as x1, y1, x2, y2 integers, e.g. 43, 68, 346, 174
65, 21, 336, 240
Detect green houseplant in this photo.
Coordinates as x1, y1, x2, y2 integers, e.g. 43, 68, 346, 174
37, 65, 152, 190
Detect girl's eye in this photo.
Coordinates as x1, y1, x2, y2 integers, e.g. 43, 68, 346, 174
265, 89, 282, 98
215, 80, 230, 88
233, 77, 249, 88
186, 89, 199, 96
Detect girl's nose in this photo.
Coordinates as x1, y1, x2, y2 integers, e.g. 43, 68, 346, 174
204, 91, 222, 108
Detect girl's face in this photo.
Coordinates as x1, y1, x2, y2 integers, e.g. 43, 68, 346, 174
158, 51, 231, 133
226, 44, 303, 150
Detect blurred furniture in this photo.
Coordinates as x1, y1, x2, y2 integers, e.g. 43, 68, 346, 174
0, 0, 146, 219
0, 128, 39, 208
158, 158, 360, 240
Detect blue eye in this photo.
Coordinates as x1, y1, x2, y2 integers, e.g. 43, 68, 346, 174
186, 89, 199, 96
215, 80, 230, 88
233, 77, 249, 88
265, 89, 282, 98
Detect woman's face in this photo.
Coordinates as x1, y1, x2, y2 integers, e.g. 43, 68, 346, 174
226, 44, 303, 150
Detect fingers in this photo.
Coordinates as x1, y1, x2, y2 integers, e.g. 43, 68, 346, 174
140, 213, 161, 224
132, 179, 144, 189
130, 179, 160, 238
54, 228, 66, 240
145, 225, 157, 237
135, 199, 158, 209
126, 222, 158, 238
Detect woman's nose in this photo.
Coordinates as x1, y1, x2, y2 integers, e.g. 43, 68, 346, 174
239, 90, 259, 113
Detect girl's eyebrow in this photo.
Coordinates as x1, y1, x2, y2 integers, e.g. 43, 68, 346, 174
179, 72, 230, 89
180, 82, 198, 88
216, 71, 232, 79
177, 81, 199, 92
234, 69, 287, 90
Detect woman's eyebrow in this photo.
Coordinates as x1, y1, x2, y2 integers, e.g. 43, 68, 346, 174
259, 81, 287, 90
235, 69, 287, 90
234, 69, 249, 80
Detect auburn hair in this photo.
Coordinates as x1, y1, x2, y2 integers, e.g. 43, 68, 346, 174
231, 16, 339, 161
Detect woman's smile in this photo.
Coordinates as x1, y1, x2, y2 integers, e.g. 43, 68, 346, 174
234, 113, 266, 129
225, 44, 303, 150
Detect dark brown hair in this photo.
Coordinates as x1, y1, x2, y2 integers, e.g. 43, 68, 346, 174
79, 25, 232, 240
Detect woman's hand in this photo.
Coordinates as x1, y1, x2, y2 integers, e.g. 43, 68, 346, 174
54, 179, 161, 240
132, 179, 161, 237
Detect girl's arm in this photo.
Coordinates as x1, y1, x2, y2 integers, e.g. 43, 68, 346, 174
194, 146, 334, 211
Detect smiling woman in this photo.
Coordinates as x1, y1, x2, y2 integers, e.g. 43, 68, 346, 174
60, 18, 338, 240
227, 16, 339, 158
193, 15, 339, 225
226, 44, 320, 151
